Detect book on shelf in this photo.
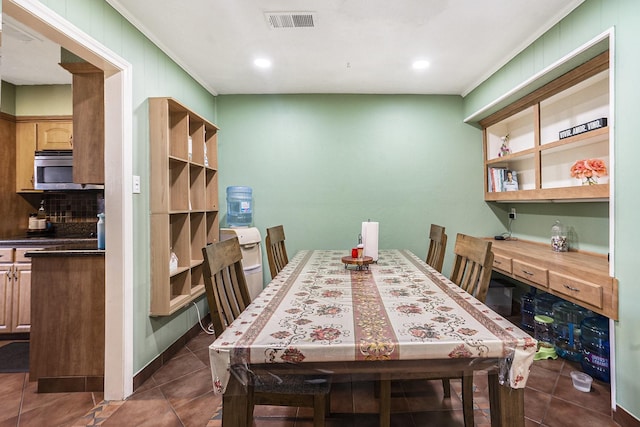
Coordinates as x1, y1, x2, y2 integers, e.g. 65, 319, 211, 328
488, 167, 518, 192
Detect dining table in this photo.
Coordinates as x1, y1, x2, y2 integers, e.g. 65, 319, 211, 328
209, 249, 537, 427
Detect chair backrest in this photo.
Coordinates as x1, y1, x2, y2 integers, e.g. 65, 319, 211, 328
426, 224, 447, 273
266, 225, 289, 278
202, 237, 251, 336
449, 233, 494, 303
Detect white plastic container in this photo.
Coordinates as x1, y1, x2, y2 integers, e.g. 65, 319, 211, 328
570, 371, 593, 392
220, 227, 263, 301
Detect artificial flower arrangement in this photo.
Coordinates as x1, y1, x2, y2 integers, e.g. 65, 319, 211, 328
570, 158, 608, 185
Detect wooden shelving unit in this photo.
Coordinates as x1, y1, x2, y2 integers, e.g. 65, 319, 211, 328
480, 51, 610, 202
149, 97, 219, 316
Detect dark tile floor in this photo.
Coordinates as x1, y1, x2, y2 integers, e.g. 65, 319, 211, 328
0, 328, 619, 427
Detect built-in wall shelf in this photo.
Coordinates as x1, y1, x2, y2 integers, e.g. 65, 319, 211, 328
149, 97, 219, 316
481, 51, 610, 202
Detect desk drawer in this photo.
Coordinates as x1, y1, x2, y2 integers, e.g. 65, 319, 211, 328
492, 253, 512, 274
513, 260, 548, 287
549, 271, 603, 309
0, 248, 13, 263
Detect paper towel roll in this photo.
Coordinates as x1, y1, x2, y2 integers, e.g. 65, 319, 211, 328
361, 221, 379, 261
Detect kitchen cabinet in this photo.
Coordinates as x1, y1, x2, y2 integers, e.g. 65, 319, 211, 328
60, 62, 105, 185
36, 121, 73, 150
0, 247, 40, 333
489, 239, 617, 319
15, 118, 73, 192
149, 97, 219, 316
480, 51, 609, 202
29, 247, 105, 392
0, 251, 12, 333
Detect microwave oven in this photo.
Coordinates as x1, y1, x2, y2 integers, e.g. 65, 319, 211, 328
34, 150, 103, 190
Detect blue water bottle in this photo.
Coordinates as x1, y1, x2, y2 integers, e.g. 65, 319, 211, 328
97, 213, 105, 250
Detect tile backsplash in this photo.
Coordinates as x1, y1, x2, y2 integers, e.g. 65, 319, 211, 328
41, 192, 104, 224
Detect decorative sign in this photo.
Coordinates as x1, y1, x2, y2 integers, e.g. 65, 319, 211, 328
559, 118, 607, 139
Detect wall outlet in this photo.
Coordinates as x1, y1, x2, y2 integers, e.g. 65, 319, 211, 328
509, 208, 516, 220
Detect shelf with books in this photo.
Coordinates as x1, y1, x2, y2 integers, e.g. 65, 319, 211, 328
481, 51, 610, 202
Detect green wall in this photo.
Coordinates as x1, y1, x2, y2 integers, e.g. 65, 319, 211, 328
465, 0, 639, 419
38, 0, 217, 374
14, 85, 72, 115
0, 82, 17, 115
217, 95, 500, 278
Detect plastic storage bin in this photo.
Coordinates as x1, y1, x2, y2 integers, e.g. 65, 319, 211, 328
534, 292, 561, 317
521, 291, 536, 333
534, 315, 554, 345
580, 315, 610, 382
226, 186, 253, 227
552, 301, 593, 361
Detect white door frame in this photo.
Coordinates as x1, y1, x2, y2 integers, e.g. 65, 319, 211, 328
4, 0, 134, 400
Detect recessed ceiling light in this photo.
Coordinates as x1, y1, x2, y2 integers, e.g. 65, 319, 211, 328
254, 58, 272, 68
412, 60, 430, 70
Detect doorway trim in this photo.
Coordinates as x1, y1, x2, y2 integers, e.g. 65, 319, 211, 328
4, 0, 134, 399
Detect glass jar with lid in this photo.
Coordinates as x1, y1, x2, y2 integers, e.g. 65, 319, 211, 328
551, 220, 568, 252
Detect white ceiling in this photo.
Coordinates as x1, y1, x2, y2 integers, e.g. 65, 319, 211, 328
1, 1, 585, 95
0, 14, 72, 85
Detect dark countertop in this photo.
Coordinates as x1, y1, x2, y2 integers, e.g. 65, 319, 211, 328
0, 236, 98, 247
0, 236, 102, 256
26, 242, 104, 257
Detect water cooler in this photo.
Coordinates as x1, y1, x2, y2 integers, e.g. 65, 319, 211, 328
220, 227, 264, 301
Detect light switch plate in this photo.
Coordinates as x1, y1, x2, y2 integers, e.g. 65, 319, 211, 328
133, 175, 141, 194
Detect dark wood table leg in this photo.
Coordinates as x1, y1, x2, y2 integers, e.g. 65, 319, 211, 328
379, 375, 391, 427
488, 372, 525, 427
222, 374, 248, 427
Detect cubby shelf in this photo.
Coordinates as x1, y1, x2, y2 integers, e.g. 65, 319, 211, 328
481, 51, 610, 202
149, 97, 219, 316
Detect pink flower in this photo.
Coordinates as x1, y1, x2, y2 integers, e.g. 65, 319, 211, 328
570, 158, 608, 180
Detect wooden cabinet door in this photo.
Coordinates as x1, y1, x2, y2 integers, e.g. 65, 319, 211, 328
12, 264, 31, 333
0, 264, 13, 333
36, 121, 73, 151
16, 122, 38, 192
71, 71, 104, 184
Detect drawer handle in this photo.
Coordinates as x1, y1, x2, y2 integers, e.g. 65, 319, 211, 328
521, 270, 535, 276
563, 284, 580, 292
494, 260, 502, 265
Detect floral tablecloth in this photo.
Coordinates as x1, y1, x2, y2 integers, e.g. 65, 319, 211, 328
209, 250, 537, 394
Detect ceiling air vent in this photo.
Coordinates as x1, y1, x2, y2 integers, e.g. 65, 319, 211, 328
265, 12, 316, 29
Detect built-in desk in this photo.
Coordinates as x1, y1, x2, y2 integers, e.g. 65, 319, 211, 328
487, 239, 618, 320
28, 245, 105, 392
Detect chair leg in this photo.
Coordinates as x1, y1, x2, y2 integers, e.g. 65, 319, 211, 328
442, 378, 451, 398
379, 377, 391, 427
325, 390, 331, 416
313, 394, 326, 427
461, 373, 474, 427
246, 385, 255, 427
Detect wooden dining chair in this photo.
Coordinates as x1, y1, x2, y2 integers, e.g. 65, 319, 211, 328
383, 234, 494, 427
443, 233, 494, 427
202, 237, 330, 427
266, 225, 289, 278
425, 224, 447, 273
449, 233, 494, 303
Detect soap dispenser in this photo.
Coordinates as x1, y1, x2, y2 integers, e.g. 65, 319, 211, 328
97, 213, 105, 250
